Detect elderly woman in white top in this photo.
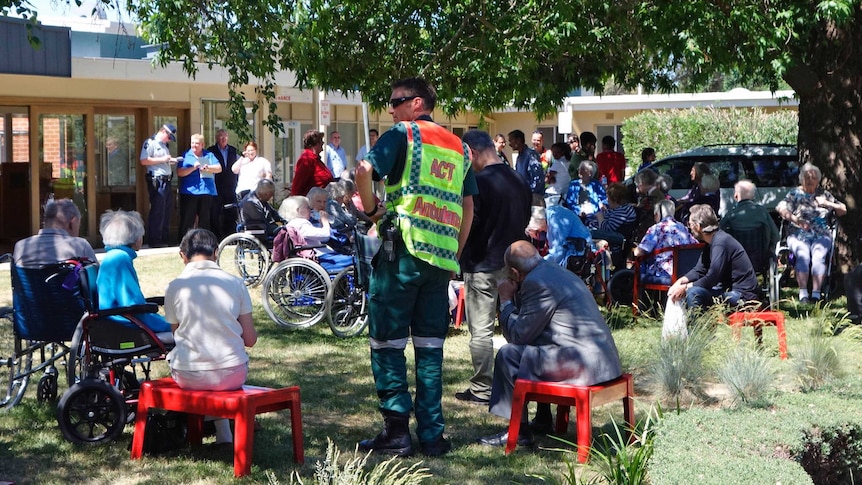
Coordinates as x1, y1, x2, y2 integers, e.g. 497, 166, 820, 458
279, 195, 354, 273
165, 229, 257, 444
776, 163, 846, 303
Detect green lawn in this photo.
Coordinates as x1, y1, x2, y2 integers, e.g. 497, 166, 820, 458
0, 253, 859, 484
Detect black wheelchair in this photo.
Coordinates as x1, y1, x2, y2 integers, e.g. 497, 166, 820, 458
1, 254, 172, 444
324, 229, 380, 338
216, 201, 274, 288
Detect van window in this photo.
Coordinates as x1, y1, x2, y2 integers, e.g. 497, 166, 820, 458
651, 159, 692, 190
749, 158, 800, 187
651, 155, 798, 189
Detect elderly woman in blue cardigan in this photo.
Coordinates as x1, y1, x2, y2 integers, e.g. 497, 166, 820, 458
97, 209, 171, 335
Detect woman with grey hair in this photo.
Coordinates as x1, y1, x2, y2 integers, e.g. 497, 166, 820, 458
326, 179, 358, 236
776, 162, 847, 303
633, 199, 697, 284
562, 160, 607, 227
97, 210, 171, 334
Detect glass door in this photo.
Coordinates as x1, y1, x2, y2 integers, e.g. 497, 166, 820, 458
39, 113, 89, 237
95, 113, 137, 213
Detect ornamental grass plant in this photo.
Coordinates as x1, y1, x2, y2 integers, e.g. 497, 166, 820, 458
716, 344, 777, 407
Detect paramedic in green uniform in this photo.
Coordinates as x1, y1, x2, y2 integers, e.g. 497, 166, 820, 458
356, 77, 477, 458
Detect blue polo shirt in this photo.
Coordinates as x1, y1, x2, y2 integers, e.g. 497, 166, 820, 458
179, 149, 219, 196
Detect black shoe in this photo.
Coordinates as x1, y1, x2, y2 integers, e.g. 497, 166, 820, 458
454, 389, 490, 404
477, 429, 534, 447
358, 410, 414, 457
529, 416, 554, 435
419, 435, 452, 457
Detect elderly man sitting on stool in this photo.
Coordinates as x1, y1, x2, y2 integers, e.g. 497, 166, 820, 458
477, 240, 622, 447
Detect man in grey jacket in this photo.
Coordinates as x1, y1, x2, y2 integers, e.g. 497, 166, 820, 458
478, 240, 622, 447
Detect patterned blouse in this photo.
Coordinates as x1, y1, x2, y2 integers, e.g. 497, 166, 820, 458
780, 187, 837, 240
637, 216, 698, 280
564, 179, 607, 227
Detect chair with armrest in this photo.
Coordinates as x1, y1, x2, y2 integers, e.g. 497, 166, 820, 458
632, 243, 705, 316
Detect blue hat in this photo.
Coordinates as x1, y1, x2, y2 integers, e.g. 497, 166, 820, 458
162, 123, 177, 142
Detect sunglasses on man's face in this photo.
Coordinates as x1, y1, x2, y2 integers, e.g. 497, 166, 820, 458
389, 96, 419, 108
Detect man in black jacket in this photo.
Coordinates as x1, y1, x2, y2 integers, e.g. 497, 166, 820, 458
455, 130, 531, 406
207, 129, 239, 239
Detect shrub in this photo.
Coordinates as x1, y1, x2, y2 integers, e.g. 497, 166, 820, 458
793, 320, 845, 392
716, 345, 777, 407
621, 107, 798, 166
797, 424, 862, 485
537, 406, 661, 485
277, 438, 431, 485
649, 317, 714, 403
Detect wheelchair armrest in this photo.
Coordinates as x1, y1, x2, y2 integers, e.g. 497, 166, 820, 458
295, 244, 326, 251
98, 302, 159, 317
145, 296, 165, 306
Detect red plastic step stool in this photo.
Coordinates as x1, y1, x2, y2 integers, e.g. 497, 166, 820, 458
130, 377, 303, 477
454, 286, 466, 329
727, 310, 787, 360
506, 373, 635, 463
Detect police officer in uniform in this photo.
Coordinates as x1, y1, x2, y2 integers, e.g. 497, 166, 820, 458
356, 78, 477, 457
140, 124, 179, 247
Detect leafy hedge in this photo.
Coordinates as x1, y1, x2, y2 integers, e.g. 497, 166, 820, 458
648, 375, 862, 484
621, 107, 798, 164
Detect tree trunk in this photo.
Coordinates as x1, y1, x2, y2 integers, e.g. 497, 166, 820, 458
785, 8, 862, 280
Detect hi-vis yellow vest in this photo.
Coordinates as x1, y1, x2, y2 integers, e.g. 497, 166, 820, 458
386, 120, 469, 272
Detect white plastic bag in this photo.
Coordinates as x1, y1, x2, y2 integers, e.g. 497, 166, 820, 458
662, 297, 688, 339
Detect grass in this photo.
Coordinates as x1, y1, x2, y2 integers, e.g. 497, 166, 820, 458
0, 253, 622, 484
1, 253, 861, 484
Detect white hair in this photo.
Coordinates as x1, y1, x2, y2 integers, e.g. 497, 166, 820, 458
279, 196, 310, 221
100, 210, 145, 247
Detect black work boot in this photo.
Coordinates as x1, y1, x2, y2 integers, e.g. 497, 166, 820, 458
358, 409, 414, 457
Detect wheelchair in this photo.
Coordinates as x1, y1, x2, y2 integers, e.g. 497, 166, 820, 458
772, 215, 839, 303
1, 254, 172, 444
216, 203, 273, 288
1, 255, 86, 411
324, 230, 380, 338
59, 296, 173, 445
260, 224, 366, 335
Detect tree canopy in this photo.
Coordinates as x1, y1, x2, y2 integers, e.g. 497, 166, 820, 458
4, 0, 861, 264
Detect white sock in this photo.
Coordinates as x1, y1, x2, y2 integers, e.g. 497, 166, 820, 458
799, 289, 809, 300
214, 418, 233, 443
812, 291, 821, 300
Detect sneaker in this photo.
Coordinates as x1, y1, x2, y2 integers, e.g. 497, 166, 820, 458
454, 389, 490, 404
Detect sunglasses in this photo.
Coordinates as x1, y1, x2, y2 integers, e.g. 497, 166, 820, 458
389, 96, 419, 108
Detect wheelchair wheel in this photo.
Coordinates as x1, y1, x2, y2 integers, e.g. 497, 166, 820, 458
262, 259, 331, 329
326, 267, 369, 338
1, 308, 33, 410
768, 257, 780, 309
217, 233, 270, 287
37, 369, 59, 403
57, 379, 126, 445
607, 269, 634, 307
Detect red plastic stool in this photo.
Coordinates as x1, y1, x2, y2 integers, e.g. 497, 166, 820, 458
506, 373, 635, 462
727, 310, 787, 360
130, 377, 303, 477
454, 285, 466, 329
